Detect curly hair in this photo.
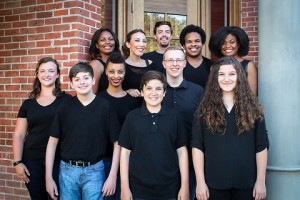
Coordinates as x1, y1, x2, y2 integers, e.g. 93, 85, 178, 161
122, 29, 146, 59
89, 28, 120, 60
29, 57, 62, 99
179, 24, 207, 46
209, 26, 250, 58
195, 57, 263, 134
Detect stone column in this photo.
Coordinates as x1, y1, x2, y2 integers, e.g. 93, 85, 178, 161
258, 1, 300, 199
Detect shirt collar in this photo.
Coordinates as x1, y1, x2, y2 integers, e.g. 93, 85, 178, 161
140, 103, 168, 116
167, 79, 188, 89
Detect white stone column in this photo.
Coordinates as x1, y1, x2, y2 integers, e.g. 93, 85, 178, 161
259, 1, 300, 199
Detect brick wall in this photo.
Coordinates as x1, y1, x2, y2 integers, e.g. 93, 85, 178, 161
241, 0, 258, 64
0, 0, 102, 199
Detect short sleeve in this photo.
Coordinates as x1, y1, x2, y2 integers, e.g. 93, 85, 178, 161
118, 113, 132, 150
108, 106, 121, 143
175, 112, 188, 148
255, 117, 269, 152
191, 116, 205, 152
17, 100, 29, 118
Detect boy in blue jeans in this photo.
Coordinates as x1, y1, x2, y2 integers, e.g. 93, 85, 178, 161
45, 62, 120, 200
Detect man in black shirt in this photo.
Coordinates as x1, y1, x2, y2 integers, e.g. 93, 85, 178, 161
142, 21, 173, 73
162, 46, 204, 200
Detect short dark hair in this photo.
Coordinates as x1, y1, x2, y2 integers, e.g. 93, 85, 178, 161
179, 24, 207, 46
153, 21, 173, 35
69, 62, 94, 80
106, 51, 125, 65
209, 26, 249, 58
140, 70, 167, 91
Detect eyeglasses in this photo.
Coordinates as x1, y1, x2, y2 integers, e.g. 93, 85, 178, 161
163, 59, 185, 65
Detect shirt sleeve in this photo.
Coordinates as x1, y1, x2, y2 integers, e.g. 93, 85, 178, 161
255, 117, 269, 152
17, 100, 29, 118
175, 112, 188, 148
191, 116, 205, 152
108, 105, 121, 143
118, 113, 132, 150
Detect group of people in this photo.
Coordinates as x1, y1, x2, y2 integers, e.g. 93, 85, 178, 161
12, 21, 269, 200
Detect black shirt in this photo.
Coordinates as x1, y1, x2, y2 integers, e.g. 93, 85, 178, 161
142, 51, 165, 73
96, 59, 108, 92
162, 80, 204, 137
118, 105, 188, 199
98, 90, 141, 157
183, 56, 214, 89
191, 107, 269, 189
18, 93, 72, 160
49, 95, 120, 163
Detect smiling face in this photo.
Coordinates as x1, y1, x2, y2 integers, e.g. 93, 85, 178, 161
70, 72, 95, 96
218, 64, 237, 94
183, 32, 203, 58
106, 62, 125, 87
96, 31, 116, 56
126, 32, 147, 57
37, 61, 59, 88
141, 79, 166, 111
154, 24, 172, 48
163, 49, 186, 79
221, 34, 239, 57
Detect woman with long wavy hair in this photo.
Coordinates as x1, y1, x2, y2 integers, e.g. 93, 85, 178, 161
191, 57, 269, 200
13, 57, 71, 200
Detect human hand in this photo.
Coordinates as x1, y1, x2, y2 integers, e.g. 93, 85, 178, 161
121, 187, 133, 200
178, 186, 189, 200
46, 177, 58, 200
15, 163, 30, 183
195, 181, 209, 200
102, 174, 117, 196
253, 180, 266, 200
126, 89, 141, 97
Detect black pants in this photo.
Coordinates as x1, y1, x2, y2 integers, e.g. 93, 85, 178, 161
208, 187, 253, 200
23, 159, 60, 200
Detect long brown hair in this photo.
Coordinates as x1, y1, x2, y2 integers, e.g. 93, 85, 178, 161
195, 56, 263, 134
29, 57, 62, 99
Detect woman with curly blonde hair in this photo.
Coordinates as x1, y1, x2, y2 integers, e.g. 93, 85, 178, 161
191, 56, 269, 200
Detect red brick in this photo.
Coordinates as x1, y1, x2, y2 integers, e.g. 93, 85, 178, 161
12, 21, 28, 28
45, 47, 61, 54
0, 22, 12, 29
19, 13, 35, 21
28, 48, 45, 55
46, 2, 63, 10
29, 5, 46, 12
20, 41, 36, 49
12, 36, 27, 42
5, 29, 20, 36
37, 11, 52, 18
5, 15, 20, 22
5, 43, 19, 49
0, 9, 13, 15
45, 17, 62, 25
5, 2, 21, 9
53, 24, 70, 31
13, 7, 29, 14
12, 50, 27, 56
54, 9, 68, 16
20, 27, 36, 34
36, 26, 53, 33
45, 32, 62, 39
54, 39, 68, 46
28, 19, 45, 26
37, 40, 51, 47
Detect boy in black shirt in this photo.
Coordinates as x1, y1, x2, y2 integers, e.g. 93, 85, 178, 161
119, 71, 189, 200
45, 62, 120, 200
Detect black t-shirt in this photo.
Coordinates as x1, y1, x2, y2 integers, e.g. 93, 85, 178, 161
17, 93, 72, 160
142, 51, 165, 73
183, 56, 214, 89
98, 90, 141, 157
118, 105, 188, 199
191, 107, 269, 189
49, 95, 120, 163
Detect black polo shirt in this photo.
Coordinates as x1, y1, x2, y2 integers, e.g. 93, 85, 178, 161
49, 96, 120, 163
191, 107, 269, 189
118, 105, 188, 199
162, 79, 204, 138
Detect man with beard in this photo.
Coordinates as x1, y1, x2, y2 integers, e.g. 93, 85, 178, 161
142, 21, 173, 73
180, 24, 214, 89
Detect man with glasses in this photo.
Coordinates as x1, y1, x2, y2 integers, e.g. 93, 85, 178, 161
142, 21, 173, 73
162, 46, 204, 200
180, 24, 214, 89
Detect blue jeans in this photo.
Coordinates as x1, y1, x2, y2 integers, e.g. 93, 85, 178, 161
103, 158, 120, 200
59, 160, 105, 200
